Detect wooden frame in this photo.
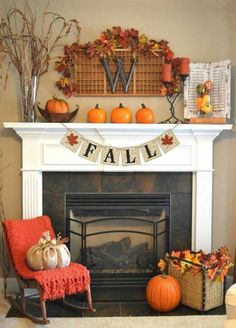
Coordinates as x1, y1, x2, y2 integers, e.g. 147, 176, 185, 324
72, 49, 164, 96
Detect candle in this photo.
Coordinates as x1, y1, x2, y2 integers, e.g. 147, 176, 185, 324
162, 63, 172, 82
180, 57, 190, 75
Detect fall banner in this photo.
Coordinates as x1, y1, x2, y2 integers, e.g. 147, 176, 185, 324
60, 129, 179, 166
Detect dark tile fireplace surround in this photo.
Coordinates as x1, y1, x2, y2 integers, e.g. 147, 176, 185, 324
43, 172, 192, 302
43, 172, 192, 242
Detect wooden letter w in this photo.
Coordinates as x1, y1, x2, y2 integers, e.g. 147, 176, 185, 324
101, 58, 137, 93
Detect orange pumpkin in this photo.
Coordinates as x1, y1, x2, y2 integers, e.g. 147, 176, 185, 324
45, 97, 69, 114
196, 97, 203, 110
135, 104, 154, 123
146, 274, 181, 312
111, 103, 132, 123
87, 104, 106, 123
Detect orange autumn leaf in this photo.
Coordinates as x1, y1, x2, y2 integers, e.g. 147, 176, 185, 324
170, 251, 181, 258
157, 259, 167, 273
160, 86, 167, 96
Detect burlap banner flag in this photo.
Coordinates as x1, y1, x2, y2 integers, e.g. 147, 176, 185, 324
140, 140, 161, 162
60, 128, 180, 166
157, 129, 180, 153
60, 129, 82, 152
79, 138, 101, 162
101, 146, 120, 166
121, 147, 141, 166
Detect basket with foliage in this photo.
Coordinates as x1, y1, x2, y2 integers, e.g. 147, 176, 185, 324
158, 246, 233, 311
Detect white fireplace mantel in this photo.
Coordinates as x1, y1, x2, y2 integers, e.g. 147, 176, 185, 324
4, 122, 232, 252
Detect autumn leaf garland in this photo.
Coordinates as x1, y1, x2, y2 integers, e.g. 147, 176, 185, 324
55, 26, 181, 97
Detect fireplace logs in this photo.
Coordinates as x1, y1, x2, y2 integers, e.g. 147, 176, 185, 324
82, 236, 153, 272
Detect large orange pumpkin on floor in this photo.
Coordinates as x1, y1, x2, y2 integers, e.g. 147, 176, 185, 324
45, 97, 69, 114
111, 103, 132, 123
146, 274, 181, 312
135, 104, 154, 123
87, 104, 106, 123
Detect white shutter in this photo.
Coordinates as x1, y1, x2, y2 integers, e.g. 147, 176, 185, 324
184, 60, 231, 119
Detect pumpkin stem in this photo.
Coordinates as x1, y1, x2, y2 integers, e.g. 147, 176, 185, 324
141, 103, 146, 108
52, 95, 63, 101
95, 104, 99, 109
119, 103, 124, 108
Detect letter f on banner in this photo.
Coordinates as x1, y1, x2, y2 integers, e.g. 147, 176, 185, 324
101, 57, 137, 93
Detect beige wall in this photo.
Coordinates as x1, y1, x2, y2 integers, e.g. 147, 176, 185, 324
0, 0, 235, 258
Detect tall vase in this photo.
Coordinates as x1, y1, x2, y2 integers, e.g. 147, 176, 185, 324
19, 75, 39, 122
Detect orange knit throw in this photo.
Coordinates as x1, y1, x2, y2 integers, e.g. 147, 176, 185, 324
3, 215, 90, 301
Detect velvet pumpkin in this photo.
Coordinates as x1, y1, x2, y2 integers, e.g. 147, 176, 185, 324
87, 104, 106, 123
135, 104, 154, 123
146, 274, 181, 312
27, 242, 71, 271
111, 103, 132, 123
45, 97, 69, 114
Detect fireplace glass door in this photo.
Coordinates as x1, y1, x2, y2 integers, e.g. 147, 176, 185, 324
65, 192, 170, 288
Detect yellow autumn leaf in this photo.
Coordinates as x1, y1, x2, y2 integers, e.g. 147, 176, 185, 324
59, 77, 69, 88
139, 33, 148, 44
151, 43, 159, 50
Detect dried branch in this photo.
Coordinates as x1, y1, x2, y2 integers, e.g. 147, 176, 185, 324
0, 2, 81, 82
0, 150, 11, 299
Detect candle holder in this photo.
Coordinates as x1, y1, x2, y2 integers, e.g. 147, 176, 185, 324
159, 74, 189, 124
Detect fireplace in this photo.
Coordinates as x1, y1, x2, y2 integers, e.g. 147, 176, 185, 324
4, 122, 232, 254
65, 192, 170, 288
42, 170, 192, 299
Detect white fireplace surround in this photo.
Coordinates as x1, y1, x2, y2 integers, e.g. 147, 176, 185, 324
4, 122, 232, 253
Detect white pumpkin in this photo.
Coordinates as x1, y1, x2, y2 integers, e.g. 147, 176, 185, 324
26, 232, 71, 271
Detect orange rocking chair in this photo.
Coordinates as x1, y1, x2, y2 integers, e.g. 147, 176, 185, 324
3, 215, 96, 324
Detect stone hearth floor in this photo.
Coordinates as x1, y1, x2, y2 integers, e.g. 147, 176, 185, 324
4, 286, 226, 318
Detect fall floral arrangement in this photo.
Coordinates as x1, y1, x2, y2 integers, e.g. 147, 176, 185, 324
158, 246, 233, 282
55, 26, 182, 97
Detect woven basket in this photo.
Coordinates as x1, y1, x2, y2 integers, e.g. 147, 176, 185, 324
168, 261, 224, 311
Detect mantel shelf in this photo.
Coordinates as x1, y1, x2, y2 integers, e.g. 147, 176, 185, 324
3, 122, 233, 139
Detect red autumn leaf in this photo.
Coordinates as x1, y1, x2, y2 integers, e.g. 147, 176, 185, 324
67, 133, 79, 146
161, 134, 173, 146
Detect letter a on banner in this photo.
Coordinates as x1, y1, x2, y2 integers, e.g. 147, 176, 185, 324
101, 147, 120, 166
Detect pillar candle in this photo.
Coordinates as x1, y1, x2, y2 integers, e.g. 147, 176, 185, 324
162, 63, 172, 82
180, 57, 190, 75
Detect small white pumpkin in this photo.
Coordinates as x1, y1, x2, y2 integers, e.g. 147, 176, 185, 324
26, 231, 71, 271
